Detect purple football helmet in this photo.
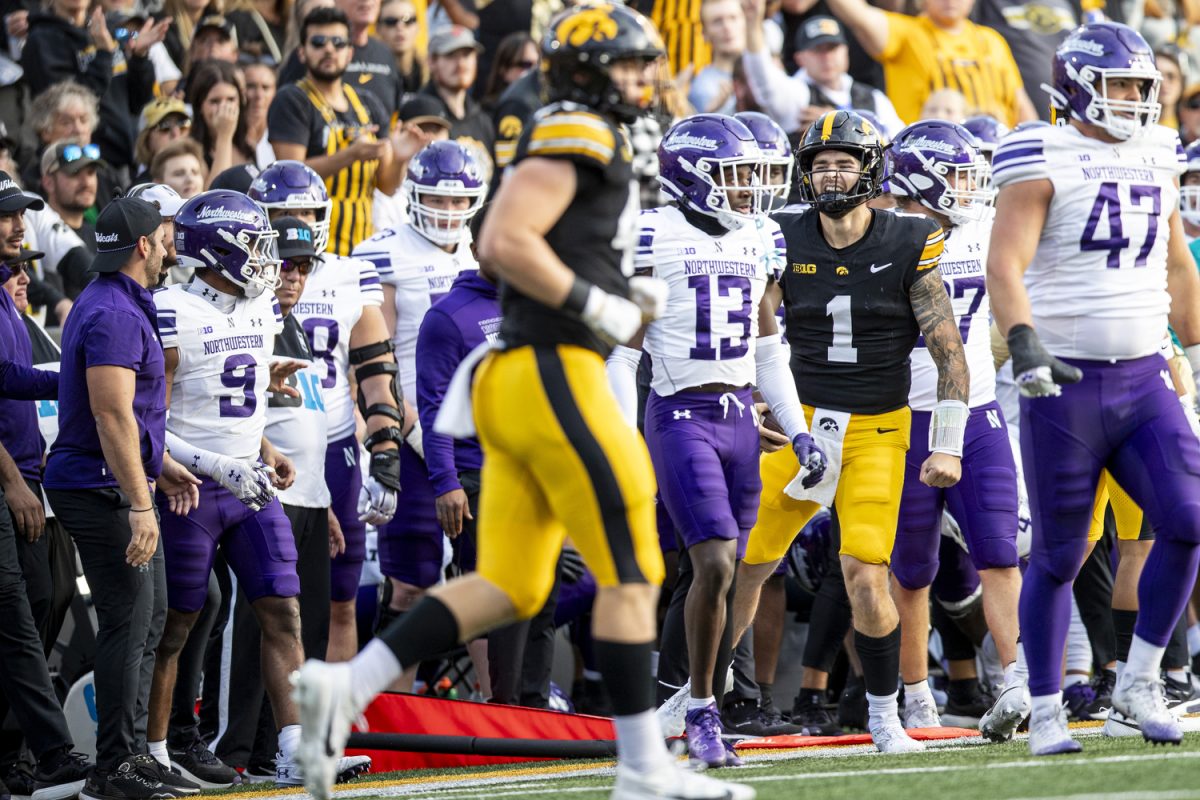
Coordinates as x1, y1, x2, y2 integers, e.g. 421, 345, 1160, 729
1048, 22, 1160, 140
786, 509, 832, 594
962, 114, 1009, 157
1182, 140, 1200, 226
734, 111, 793, 200
888, 121, 993, 226
175, 190, 279, 297
403, 141, 487, 247
247, 161, 331, 253
850, 108, 892, 145
658, 113, 766, 230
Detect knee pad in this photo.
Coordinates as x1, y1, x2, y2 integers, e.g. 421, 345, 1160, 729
892, 556, 938, 591
971, 537, 1020, 572
1162, 501, 1200, 545
1039, 536, 1090, 585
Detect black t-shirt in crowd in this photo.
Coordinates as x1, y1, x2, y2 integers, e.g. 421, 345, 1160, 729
419, 83, 496, 170
279, 37, 403, 122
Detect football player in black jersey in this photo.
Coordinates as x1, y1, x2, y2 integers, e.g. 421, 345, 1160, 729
290, 6, 753, 800
729, 110, 971, 753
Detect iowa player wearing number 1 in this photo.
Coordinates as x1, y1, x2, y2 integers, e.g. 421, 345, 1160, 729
290, 6, 753, 800
606, 114, 824, 767
988, 22, 1200, 755
730, 110, 970, 753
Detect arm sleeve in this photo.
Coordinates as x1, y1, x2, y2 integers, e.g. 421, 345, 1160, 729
742, 51, 810, 134
267, 86, 315, 148
415, 309, 465, 496
605, 345, 641, 428
754, 336, 807, 439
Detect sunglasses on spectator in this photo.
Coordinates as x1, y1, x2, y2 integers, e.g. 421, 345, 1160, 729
1186, 95, 1200, 111
379, 15, 418, 27
308, 34, 350, 49
280, 257, 315, 275
153, 117, 191, 134
61, 143, 101, 162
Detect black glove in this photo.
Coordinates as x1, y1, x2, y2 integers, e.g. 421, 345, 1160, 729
367, 448, 401, 492
1007, 324, 1082, 398
560, 545, 587, 584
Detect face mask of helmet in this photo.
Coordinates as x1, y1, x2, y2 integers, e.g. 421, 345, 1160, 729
800, 148, 878, 218
1182, 181, 1200, 226
218, 224, 281, 297
889, 138, 994, 226
404, 184, 486, 246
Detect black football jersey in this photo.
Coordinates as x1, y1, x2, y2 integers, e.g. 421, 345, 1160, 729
499, 102, 638, 357
774, 208, 944, 414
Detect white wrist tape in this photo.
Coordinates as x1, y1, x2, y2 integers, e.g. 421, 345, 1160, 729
405, 417, 424, 459
606, 345, 642, 428
928, 400, 969, 457
754, 336, 808, 439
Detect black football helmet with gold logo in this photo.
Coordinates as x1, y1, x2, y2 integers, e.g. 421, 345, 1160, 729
541, 3, 664, 123
796, 110, 886, 217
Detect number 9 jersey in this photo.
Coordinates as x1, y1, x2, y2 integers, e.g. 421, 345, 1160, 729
638, 206, 784, 394
774, 207, 944, 414
991, 123, 1186, 361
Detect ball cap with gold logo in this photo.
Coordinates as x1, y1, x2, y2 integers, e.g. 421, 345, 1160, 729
796, 15, 846, 51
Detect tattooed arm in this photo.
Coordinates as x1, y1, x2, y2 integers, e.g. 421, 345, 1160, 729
910, 267, 969, 404
909, 267, 968, 488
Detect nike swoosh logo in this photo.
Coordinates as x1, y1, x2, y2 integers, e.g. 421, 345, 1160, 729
877, 427, 899, 434
870, 262, 893, 273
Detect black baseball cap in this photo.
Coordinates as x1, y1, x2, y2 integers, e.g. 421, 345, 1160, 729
796, 15, 846, 51
0, 171, 44, 213
399, 96, 451, 130
90, 197, 162, 273
209, 163, 260, 193
196, 14, 237, 44
273, 216, 318, 259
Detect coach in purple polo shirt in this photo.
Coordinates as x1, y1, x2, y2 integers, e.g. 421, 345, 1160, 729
44, 197, 201, 800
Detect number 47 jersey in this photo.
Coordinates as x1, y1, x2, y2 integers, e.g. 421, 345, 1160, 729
992, 123, 1186, 361
638, 206, 785, 395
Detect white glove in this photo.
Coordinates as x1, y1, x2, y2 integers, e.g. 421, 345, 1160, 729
213, 455, 277, 511
628, 276, 668, 321
581, 285, 642, 345
357, 476, 397, 526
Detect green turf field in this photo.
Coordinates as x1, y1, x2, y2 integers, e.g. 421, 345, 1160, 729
221, 729, 1200, 800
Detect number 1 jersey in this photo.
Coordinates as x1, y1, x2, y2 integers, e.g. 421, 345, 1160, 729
638, 206, 784, 395
991, 123, 1186, 360
774, 208, 944, 414
156, 281, 283, 460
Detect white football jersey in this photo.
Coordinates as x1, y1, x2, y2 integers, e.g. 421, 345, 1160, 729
352, 224, 477, 400
156, 280, 282, 460
265, 315, 331, 508
637, 206, 784, 395
289, 254, 384, 442
909, 213, 995, 411
991, 124, 1186, 360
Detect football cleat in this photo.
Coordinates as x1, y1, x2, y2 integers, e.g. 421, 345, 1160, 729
1111, 676, 1183, 745
979, 681, 1031, 742
684, 705, 728, 768
868, 720, 925, 753
1027, 705, 1082, 756
610, 763, 755, 800
1101, 708, 1142, 738
791, 690, 841, 736
1162, 673, 1199, 709
288, 660, 371, 799
941, 680, 993, 729
901, 692, 942, 730
657, 682, 691, 739
1063, 681, 1098, 721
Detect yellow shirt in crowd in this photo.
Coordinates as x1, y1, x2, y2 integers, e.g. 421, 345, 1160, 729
880, 12, 1024, 126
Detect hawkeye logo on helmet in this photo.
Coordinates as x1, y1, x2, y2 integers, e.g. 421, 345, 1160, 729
664, 134, 720, 151
556, 7, 619, 47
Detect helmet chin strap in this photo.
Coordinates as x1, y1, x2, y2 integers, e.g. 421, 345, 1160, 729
815, 192, 859, 218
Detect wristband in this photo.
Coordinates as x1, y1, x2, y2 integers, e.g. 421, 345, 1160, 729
928, 399, 970, 457
563, 276, 593, 315
131, 507, 154, 513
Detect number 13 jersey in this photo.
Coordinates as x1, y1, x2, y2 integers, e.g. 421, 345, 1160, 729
774, 208, 944, 414
638, 206, 785, 395
991, 123, 1186, 361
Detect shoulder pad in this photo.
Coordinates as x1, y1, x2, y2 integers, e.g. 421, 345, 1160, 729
524, 105, 618, 168
916, 222, 945, 271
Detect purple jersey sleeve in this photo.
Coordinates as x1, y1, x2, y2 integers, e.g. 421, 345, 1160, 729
415, 306, 467, 497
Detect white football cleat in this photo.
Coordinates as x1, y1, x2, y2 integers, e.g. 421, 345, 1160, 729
288, 660, 369, 800
275, 751, 371, 788
611, 763, 755, 800
869, 720, 925, 753
1111, 676, 1183, 745
1027, 705, 1081, 756
979, 681, 1031, 743
657, 681, 691, 739
901, 692, 942, 730
1101, 708, 1142, 738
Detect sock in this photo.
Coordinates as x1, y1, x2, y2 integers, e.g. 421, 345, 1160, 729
1031, 692, 1062, 719
1121, 635, 1166, 685
595, 641, 655, 716
903, 680, 933, 703
688, 695, 715, 710
853, 626, 901, 698
378, 595, 461, 672
649, 650, 659, 679
148, 740, 169, 767
278, 725, 301, 760
758, 682, 774, 708
866, 690, 900, 729
1112, 608, 1138, 664
1166, 668, 1188, 682
614, 710, 672, 772
1063, 673, 1088, 688
350, 638, 404, 711
1188, 623, 1200, 657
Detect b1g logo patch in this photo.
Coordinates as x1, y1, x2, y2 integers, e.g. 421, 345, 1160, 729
792, 263, 816, 274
